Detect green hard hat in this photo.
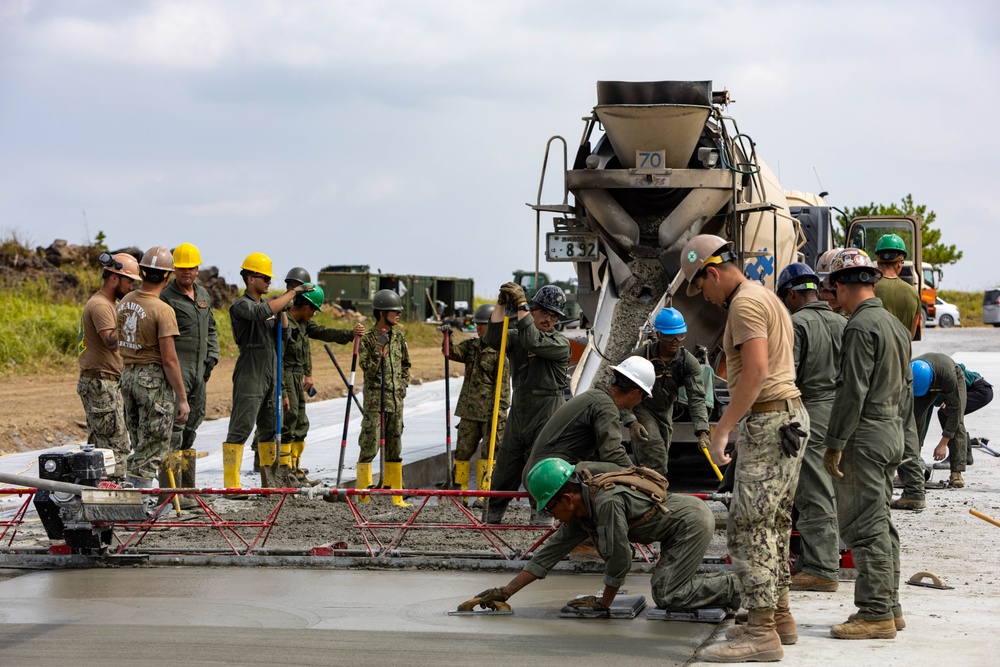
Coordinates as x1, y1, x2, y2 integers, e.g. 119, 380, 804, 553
372, 288, 403, 311
302, 284, 324, 310
875, 233, 907, 260
526, 458, 575, 511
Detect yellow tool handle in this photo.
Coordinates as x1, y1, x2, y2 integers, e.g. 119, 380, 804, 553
700, 426, 724, 481
482, 315, 509, 492
166, 467, 182, 517
970, 508, 1000, 529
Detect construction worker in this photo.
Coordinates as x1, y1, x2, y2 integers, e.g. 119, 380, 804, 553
932, 364, 993, 468
620, 307, 710, 478
907, 354, 970, 490
223, 253, 311, 493
358, 288, 412, 506
466, 459, 741, 616
776, 263, 846, 593
284, 284, 365, 486
444, 304, 510, 496
822, 248, 908, 640
873, 234, 921, 340
482, 282, 571, 524
159, 242, 219, 503
523, 357, 655, 485
77, 252, 139, 482
117, 246, 190, 504
682, 234, 808, 663
814, 247, 847, 317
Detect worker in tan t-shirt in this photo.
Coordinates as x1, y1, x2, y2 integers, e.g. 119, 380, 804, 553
77, 252, 140, 482
681, 235, 809, 663
117, 246, 189, 497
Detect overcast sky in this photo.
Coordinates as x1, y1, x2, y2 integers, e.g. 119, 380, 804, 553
1, 0, 998, 296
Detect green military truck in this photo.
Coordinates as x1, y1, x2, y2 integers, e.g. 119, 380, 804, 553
317, 265, 474, 325
512, 270, 582, 328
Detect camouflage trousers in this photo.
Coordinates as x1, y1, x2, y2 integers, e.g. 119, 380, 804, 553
170, 374, 206, 451
76, 375, 130, 481
120, 364, 177, 481
455, 417, 506, 461
727, 405, 808, 610
359, 410, 403, 463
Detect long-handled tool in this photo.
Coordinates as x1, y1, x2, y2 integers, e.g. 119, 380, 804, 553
334, 335, 362, 487
701, 427, 724, 481
325, 344, 364, 412
971, 508, 1000, 528
442, 326, 454, 486
481, 313, 509, 521
378, 331, 389, 488
270, 315, 284, 487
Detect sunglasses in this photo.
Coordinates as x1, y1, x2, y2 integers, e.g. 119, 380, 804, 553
250, 273, 271, 282
659, 334, 686, 342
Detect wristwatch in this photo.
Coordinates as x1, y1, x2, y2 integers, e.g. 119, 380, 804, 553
517, 303, 530, 312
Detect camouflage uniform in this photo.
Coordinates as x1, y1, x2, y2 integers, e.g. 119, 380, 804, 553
523, 462, 741, 610
448, 336, 510, 460
121, 364, 178, 480
482, 315, 570, 517
621, 342, 710, 477
729, 405, 809, 610
161, 281, 219, 450
790, 300, 846, 582
283, 319, 355, 441
824, 297, 909, 622
358, 326, 410, 462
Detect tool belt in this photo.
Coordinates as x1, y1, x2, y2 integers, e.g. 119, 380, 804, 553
749, 396, 802, 414
80, 369, 120, 381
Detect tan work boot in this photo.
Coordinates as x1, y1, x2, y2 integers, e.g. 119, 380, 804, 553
789, 571, 839, 592
889, 497, 926, 510
703, 608, 783, 662
848, 611, 905, 631
727, 594, 797, 645
948, 471, 965, 488
831, 616, 897, 639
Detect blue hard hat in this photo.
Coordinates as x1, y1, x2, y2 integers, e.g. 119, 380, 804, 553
911, 359, 933, 397
777, 262, 820, 295
653, 307, 687, 335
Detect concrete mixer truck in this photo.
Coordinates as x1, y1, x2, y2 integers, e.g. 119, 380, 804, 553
527, 80, 922, 463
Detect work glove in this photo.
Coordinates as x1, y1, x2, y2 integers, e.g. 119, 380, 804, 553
475, 587, 510, 605
628, 421, 649, 443
203, 357, 218, 382
375, 329, 391, 347
779, 421, 807, 458
824, 448, 844, 478
698, 431, 712, 451
565, 595, 610, 617
499, 281, 527, 306
296, 282, 316, 294
650, 358, 666, 377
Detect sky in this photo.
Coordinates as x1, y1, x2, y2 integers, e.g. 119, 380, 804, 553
1, 0, 998, 296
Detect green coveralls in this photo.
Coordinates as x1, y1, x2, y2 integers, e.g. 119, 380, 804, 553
283, 319, 354, 442
823, 297, 909, 622
358, 326, 410, 463
523, 387, 632, 492
483, 315, 569, 516
911, 352, 968, 473
620, 343, 710, 477
226, 292, 282, 444
523, 462, 741, 610
790, 300, 845, 582
161, 281, 219, 450
448, 337, 510, 460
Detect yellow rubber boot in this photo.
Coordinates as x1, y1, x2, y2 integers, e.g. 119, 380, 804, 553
454, 460, 471, 505
258, 441, 278, 488
475, 459, 490, 506
277, 442, 301, 488
385, 462, 413, 508
222, 443, 245, 489
356, 462, 372, 503
291, 440, 319, 486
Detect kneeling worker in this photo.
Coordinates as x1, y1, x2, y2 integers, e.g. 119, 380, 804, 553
468, 458, 740, 614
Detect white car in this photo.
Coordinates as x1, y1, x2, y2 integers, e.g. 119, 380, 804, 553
927, 296, 960, 328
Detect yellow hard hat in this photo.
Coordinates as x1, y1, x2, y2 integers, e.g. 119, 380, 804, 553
241, 252, 273, 278
172, 243, 202, 269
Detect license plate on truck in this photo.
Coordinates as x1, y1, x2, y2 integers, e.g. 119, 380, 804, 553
546, 233, 600, 262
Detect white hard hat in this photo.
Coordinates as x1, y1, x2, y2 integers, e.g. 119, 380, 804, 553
611, 356, 656, 397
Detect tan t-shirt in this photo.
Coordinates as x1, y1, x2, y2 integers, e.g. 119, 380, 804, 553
117, 291, 179, 366
723, 281, 800, 403
78, 291, 123, 376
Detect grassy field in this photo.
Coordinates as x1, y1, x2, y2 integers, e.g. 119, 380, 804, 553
938, 290, 984, 326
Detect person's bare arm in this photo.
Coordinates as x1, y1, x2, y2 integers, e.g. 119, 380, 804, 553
709, 337, 769, 465
99, 328, 118, 350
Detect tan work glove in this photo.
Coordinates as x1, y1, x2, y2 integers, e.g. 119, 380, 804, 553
628, 421, 649, 443
565, 595, 610, 617
499, 282, 527, 306
824, 448, 844, 478
698, 431, 711, 451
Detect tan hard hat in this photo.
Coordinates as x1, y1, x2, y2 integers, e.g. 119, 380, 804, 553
681, 234, 734, 296
140, 245, 175, 272
109, 253, 140, 281
815, 247, 844, 290
828, 248, 882, 284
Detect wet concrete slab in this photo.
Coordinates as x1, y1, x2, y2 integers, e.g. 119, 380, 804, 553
0, 567, 712, 665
